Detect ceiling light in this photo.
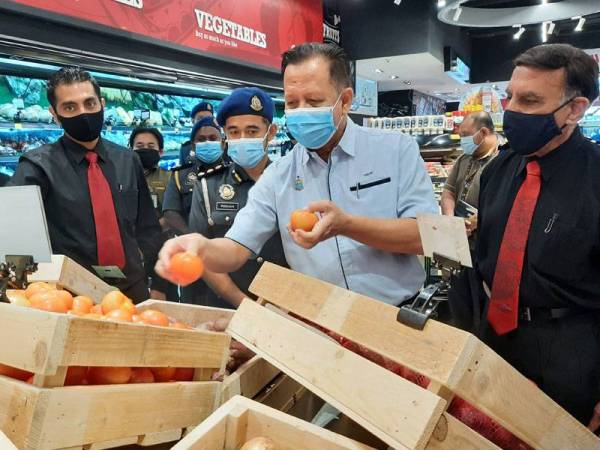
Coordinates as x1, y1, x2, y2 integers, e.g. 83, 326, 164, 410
513, 24, 525, 40
541, 0, 547, 4
573, 16, 585, 32
541, 22, 548, 42
375, 68, 384, 74
403, 80, 412, 85
390, 75, 399, 79
547, 21, 555, 35
393, 0, 402, 4
453, 7, 463, 21
437, 0, 446, 8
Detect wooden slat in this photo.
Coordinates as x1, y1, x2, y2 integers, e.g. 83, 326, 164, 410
32, 382, 220, 449
250, 263, 600, 450
220, 356, 280, 404
29, 255, 116, 303
0, 303, 67, 374
425, 414, 500, 450
175, 396, 375, 450
453, 340, 600, 450
249, 263, 472, 385
0, 376, 40, 449
228, 300, 447, 450
137, 300, 234, 327
61, 315, 230, 370
137, 429, 182, 446
86, 436, 138, 449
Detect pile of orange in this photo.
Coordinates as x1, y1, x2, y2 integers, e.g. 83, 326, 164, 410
1, 283, 198, 386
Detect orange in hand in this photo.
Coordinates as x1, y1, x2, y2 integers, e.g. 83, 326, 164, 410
169, 252, 204, 286
290, 210, 319, 232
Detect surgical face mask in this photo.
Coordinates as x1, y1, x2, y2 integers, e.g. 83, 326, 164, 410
460, 130, 482, 156
503, 97, 575, 156
58, 109, 104, 142
135, 148, 160, 170
227, 131, 268, 168
285, 94, 343, 150
195, 141, 223, 164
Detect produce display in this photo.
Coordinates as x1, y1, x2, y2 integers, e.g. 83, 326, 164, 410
3, 282, 198, 386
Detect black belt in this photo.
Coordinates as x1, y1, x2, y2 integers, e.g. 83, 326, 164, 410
519, 307, 582, 322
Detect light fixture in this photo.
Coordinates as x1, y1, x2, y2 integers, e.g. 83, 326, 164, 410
547, 21, 555, 35
390, 75, 399, 79
541, 0, 548, 4
403, 80, 412, 85
573, 16, 586, 32
393, 0, 401, 4
453, 7, 463, 21
437, 0, 446, 8
375, 68, 384, 74
513, 24, 525, 40
541, 21, 549, 42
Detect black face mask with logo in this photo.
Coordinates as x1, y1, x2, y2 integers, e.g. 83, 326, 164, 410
135, 149, 161, 170
58, 109, 105, 143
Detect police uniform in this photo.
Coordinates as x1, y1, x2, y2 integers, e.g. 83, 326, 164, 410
188, 162, 288, 307
162, 160, 227, 222
179, 102, 215, 164
186, 87, 288, 308
144, 167, 171, 213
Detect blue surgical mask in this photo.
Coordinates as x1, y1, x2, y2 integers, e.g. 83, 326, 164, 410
285, 95, 343, 150
195, 141, 223, 164
460, 131, 481, 156
227, 132, 268, 168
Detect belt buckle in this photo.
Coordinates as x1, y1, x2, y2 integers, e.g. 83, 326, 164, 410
521, 307, 532, 322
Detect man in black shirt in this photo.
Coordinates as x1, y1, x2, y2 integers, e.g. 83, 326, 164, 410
455, 44, 600, 428
9, 67, 163, 303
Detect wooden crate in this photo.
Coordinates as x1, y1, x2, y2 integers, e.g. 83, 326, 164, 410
173, 395, 375, 450
27, 255, 117, 303
226, 263, 600, 450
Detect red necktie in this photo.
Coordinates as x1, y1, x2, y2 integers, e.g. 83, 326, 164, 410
85, 151, 126, 269
487, 160, 542, 335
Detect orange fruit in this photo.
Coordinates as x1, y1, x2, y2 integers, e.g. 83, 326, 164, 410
100, 291, 130, 315
290, 210, 319, 232
7, 290, 31, 307
90, 304, 103, 315
131, 314, 142, 323
30, 290, 70, 313
151, 367, 176, 382
65, 366, 88, 386
71, 296, 94, 315
88, 366, 132, 385
0, 363, 33, 382
169, 321, 192, 330
169, 252, 204, 286
54, 290, 73, 310
139, 309, 170, 327
105, 308, 133, 323
173, 367, 195, 381
121, 300, 137, 315
130, 368, 155, 383
25, 282, 53, 298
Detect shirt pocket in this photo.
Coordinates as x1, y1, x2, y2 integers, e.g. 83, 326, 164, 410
119, 189, 139, 224
531, 221, 590, 283
348, 176, 395, 218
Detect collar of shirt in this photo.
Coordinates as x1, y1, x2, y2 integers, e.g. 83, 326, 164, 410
232, 159, 271, 185
301, 116, 357, 166
516, 127, 586, 182
61, 135, 107, 165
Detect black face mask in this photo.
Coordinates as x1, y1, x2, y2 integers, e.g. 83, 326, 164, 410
58, 109, 104, 142
135, 148, 161, 170
503, 97, 574, 156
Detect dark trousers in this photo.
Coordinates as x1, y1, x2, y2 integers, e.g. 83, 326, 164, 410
479, 312, 600, 425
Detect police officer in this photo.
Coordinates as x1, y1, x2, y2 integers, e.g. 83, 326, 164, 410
129, 127, 170, 218
179, 102, 215, 164
162, 117, 227, 235
187, 87, 288, 308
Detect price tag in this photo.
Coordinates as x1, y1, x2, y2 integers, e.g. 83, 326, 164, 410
14, 123, 23, 130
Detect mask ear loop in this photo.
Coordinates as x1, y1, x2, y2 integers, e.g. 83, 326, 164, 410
552, 96, 577, 131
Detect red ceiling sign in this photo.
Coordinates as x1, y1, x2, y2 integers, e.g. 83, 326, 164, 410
7, 0, 324, 70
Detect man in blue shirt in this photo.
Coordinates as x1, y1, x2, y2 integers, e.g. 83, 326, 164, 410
156, 43, 437, 305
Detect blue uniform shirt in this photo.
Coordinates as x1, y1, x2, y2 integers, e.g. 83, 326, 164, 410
226, 118, 438, 304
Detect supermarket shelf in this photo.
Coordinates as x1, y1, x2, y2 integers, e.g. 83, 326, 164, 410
0, 122, 193, 133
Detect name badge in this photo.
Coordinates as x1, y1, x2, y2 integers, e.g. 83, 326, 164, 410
216, 202, 239, 211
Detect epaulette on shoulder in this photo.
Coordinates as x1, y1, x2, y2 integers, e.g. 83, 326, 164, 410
170, 162, 195, 172
197, 162, 231, 180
